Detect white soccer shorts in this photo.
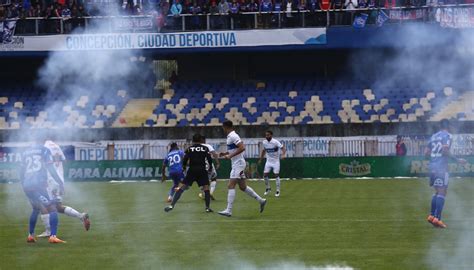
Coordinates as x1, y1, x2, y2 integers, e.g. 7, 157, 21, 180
230, 160, 246, 179
264, 161, 280, 174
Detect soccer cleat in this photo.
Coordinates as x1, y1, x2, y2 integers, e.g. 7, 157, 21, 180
264, 188, 271, 196
38, 231, 51, 238
275, 191, 280, 197
27, 235, 36, 243
164, 205, 174, 212
205, 208, 214, 213
260, 199, 267, 213
434, 219, 447, 229
82, 213, 91, 231
431, 217, 440, 228
427, 215, 435, 225
217, 210, 232, 217
48, 236, 66, 244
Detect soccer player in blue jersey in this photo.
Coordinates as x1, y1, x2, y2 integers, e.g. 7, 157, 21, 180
425, 119, 466, 228
162, 143, 185, 202
21, 141, 66, 243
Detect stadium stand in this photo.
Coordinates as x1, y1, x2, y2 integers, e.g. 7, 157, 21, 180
0, 79, 472, 129
143, 79, 472, 127
0, 86, 129, 129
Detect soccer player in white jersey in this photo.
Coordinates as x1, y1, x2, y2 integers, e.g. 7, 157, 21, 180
198, 135, 220, 200
38, 140, 90, 237
258, 130, 286, 197
217, 120, 267, 217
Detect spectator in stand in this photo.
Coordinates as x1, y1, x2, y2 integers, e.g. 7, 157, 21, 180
229, 0, 240, 28
332, 0, 344, 25
188, 0, 202, 29
344, 0, 358, 24
218, 0, 230, 28
61, 4, 72, 33
297, 0, 307, 27
243, 0, 259, 28
306, 0, 318, 26
318, 0, 330, 26
396, 135, 407, 156
209, 0, 220, 28
134, 4, 143, 14
284, 0, 296, 27
170, 0, 183, 30
273, 0, 283, 27
260, 0, 272, 28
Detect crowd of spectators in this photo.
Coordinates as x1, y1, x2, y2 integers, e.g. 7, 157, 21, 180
0, 0, 473, 33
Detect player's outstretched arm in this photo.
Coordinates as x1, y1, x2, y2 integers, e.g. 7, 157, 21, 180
258, 148, 265, 164
161, 162, 167, 183
46, 163, 65, 195
212, 152, 220, 169
206, 152, 214, 173
281, 145, 287, 160
226, 142, 245, 159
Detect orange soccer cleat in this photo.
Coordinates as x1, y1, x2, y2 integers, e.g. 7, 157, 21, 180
427, 215, 435, 225
48, 235, 67, 244
434, 219, 447, 229
82, 213, 91, 231
27, 235, 36, 243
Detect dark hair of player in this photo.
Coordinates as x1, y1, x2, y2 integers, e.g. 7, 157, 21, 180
192, 134, 202, 143
200, 135, 206, 143
222, 120, 233, 128
266, 130, 273, 135
170, 142, 178, 150
440, 119, 450, 130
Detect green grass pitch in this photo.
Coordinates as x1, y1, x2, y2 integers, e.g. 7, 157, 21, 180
1, 178, 473, 270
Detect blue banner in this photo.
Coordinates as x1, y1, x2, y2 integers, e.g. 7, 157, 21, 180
376, 10, 389, 27
353, 13, 369, 29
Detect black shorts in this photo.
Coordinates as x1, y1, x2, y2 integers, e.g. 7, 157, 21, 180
183, 169, 210, 187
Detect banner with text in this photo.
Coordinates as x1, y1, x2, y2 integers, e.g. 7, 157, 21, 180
0, 28, 326, 52
437, 7, 474, 28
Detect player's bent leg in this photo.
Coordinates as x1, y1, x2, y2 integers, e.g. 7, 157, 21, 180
238, 180, 267, 213
165, 184, 188, 212
263, 172, 271, 195
274, 173, 281, 197
218, 179, 238, 217
210, 179, 217, 200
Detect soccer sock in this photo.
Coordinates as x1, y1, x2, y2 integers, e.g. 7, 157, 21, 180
435, 195, 446, 220
41, 214, 50, 232
171, 188, 184, 207
264, 176, 270, 189
204, 190, 210, 208
64, 206, 83, 220
49, 211, 59, 236
276, 176, 281, 192
430, 194, 437, 216
210, 181, 217, 194
244, 186, 264, 203
29, 209, 40, 235
226, 189, 236, 212
169, 185, 178, 197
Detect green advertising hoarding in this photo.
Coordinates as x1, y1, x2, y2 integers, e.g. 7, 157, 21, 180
0, 157, 473, 183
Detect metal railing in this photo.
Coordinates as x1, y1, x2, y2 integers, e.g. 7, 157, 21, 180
81, 136, 473, 160
6, 4, 474, 36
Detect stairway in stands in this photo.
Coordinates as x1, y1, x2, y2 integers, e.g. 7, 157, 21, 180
112, 99, 161, 127
429, 91, 474, 121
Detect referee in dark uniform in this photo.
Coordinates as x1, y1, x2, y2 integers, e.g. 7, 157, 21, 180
165, 134, 214, 213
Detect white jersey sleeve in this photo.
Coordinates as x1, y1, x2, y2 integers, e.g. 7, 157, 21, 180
227, 131, 245, 164
202, 143, 215, 153
44, 140, 66, 185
